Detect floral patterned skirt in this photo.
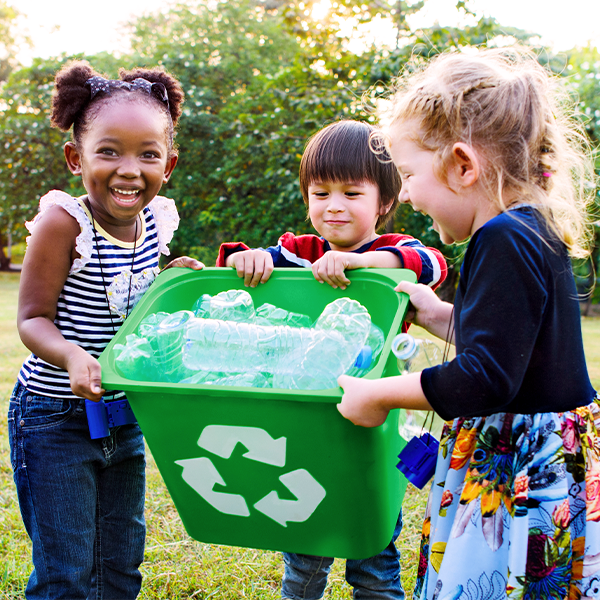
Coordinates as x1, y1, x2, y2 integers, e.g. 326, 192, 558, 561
414, 394, 600, 600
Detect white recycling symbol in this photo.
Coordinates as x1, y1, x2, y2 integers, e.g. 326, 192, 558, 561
175, 425, 326, 527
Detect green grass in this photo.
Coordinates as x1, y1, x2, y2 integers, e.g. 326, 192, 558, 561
0, 270, 598, 599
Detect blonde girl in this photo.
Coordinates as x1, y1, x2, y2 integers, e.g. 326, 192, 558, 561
337, 47, 600, 600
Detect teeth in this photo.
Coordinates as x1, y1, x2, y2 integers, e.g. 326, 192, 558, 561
113, 188, 139, 196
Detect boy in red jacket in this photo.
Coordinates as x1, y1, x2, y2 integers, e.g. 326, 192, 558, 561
217, 120, 447, 600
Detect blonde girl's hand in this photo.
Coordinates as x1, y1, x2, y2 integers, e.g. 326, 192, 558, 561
337, 374, 391, 427
65, 346, 105, 403
163, 256, 205, 270
395, 280, 454, 341
312, 251, 365, 290
226, 249, 274, 287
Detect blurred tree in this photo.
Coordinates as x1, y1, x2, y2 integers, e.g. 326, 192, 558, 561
126, 0, 505, 274
0, 59, 68, 269
3, 0, 591, 301
127, 0, 372, 263
0, 1, 28, 82
562, 45, 600, 313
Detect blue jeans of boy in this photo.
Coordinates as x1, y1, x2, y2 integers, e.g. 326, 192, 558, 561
281, 512, 404, 599
8, 382, 146, 600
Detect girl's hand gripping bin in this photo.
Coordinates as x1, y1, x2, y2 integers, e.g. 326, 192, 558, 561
98, 267, 416, 559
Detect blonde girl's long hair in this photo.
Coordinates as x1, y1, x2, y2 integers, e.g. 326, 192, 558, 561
381, 46, 597, 258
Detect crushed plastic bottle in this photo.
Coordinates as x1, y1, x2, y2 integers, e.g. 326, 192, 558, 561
254, 302, 312, 328
118, 310, 195, 383
193, 291, 313, 328
112, 334, 155, 381
182, 298, 372, 390
154, 310, 196, 382
346, 323, 385, 378
114, 311, 174, 381
273, 298, 373, 389
193, 289, 255, 322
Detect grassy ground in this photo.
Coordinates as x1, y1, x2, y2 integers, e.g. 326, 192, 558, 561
1, 270, 599, 599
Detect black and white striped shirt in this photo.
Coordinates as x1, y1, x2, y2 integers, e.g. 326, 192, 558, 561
19, 193, 177, 400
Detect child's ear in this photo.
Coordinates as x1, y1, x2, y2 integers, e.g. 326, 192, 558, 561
64, 142, 82, 176
163, 154, 178, 183
378, 199, 393, 216
451, 142, 479, 187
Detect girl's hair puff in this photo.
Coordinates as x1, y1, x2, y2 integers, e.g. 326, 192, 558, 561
382, 46, 596, 258
51, 60, 184, 156
299, 120, 401, 231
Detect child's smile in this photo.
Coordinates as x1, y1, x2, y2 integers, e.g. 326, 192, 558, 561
111, 187, 142, 203
65, 100, 177, 238
389, 124, 497, 245
308, 180, 385, 251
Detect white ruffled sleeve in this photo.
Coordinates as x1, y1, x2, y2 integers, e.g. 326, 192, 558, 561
147, 196, 180, 256
25, 190, 94, 274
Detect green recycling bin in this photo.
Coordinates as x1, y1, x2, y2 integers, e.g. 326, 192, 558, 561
98, 267, 415, 559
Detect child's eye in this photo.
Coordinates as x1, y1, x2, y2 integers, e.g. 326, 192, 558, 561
99, 148, 118, 157
345, 191, 360, 198
313, 191, 329, 198
141, 151, 160, 159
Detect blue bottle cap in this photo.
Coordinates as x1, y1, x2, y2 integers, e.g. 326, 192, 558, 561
354, 345, 373, 369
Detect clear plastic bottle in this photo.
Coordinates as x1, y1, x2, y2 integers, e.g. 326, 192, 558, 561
115, 298, 376, 389
153, 310, 195, 382
254, 302, 312, 328
193, 289, 255, 322
345, 323, 385, 378
182, 298, 373, 390
391, 333, 443, 374
193, 290, 313, 328
114, 312, 171, 382
113, 334, 155, 380
392, 333, 443, 440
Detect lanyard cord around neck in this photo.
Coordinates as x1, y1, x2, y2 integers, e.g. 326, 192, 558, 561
420, 304, 455, 436
88, 205, 138, 334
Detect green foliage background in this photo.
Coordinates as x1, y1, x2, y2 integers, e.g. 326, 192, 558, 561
0, 0, 598, 296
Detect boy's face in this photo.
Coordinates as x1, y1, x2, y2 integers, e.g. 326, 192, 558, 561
308, 180, 387, 252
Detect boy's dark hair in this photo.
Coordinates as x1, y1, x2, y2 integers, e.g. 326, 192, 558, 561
50, 60, 184, 156
299, 120, 400, 230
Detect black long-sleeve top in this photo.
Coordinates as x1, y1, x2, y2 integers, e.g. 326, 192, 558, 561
421, 205, 596, 421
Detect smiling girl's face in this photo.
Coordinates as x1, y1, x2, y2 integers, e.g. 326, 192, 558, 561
64, 99, 177, 237
389, 121, 492, 245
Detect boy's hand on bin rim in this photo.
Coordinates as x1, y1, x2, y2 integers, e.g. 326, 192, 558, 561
162, 256, 205, 271
312, 252, 366, 290
227, 249, 274, 288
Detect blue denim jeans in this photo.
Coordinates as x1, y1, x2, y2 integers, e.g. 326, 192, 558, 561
8, 382, 146, 600
281, 512, 404, 600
